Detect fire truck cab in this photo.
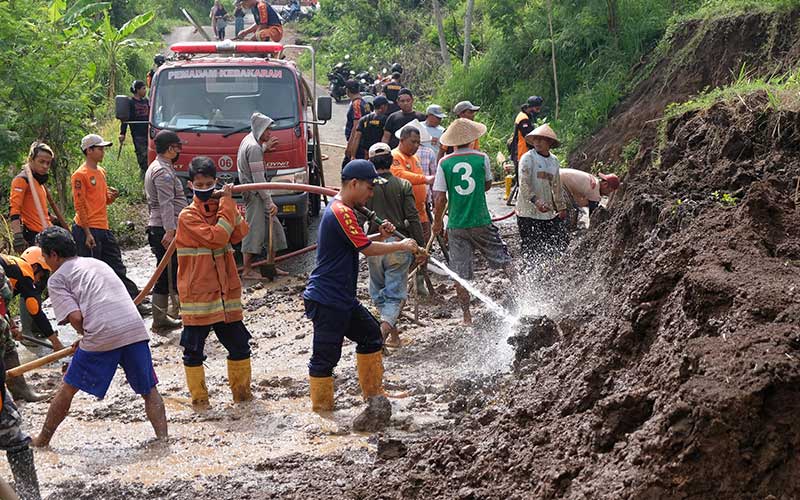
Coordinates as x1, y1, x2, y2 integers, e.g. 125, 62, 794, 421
137, 41, 330, 250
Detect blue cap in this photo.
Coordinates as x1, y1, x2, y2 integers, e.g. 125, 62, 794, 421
373, 95, 389, 107
341, 159, 388, 184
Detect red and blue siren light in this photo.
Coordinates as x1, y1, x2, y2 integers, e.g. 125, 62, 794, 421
170, 41, 284, 55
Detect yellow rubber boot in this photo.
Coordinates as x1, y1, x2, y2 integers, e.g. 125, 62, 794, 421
309, 376, 334, 412
227, 358, 253, 402
184, 365, 209, 407
356, 351, 386, 400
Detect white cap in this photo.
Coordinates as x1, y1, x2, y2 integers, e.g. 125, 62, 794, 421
81, 134, 113, 152
368, 142, 392, 158
394, 119, 432, 142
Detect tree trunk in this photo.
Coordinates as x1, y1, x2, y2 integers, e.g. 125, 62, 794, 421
606, 0, 619, 46
546, 0, 559, 120
463, 0, 474, 69
432, 0, 450, 69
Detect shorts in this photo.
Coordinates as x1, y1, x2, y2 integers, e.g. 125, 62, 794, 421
241, 193, 288, 256
255, 25, 283, 42
64, 340, 158, 399
447, 224, 512, 280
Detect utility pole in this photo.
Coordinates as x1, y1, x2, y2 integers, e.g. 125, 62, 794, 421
546, 0, 559, 120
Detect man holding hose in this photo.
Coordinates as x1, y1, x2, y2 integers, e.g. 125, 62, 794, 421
303, 159, 419, 431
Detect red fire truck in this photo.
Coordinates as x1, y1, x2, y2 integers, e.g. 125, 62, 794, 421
123, 40, 331, 250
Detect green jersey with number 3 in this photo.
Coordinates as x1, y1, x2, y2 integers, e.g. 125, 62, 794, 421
438, 151, 492, 229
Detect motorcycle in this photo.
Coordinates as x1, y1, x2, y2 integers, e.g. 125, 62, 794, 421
280, 0, 315, 22
328, 55, 354, 102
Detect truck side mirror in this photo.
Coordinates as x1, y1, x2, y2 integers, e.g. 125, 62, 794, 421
115, 95, 130, 121
316, 96, 332, 121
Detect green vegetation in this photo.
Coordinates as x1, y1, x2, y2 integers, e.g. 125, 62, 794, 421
300, 0, 797, 167
711, 191, 738, 207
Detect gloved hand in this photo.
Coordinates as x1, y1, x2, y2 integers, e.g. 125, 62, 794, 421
12, 232, 27, 253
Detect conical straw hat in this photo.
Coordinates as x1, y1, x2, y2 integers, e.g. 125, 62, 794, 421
440, 118, 488, 147
525, 123, 561, 148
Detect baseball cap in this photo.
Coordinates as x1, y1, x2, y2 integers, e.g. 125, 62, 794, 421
341, 159, 388, 184
426, 104, 446, 119
373, 95, 389, 108
80, 134, 112, 152
598, 173, 620, 190
368, 142, 392, 158
345, 79, 360, 93
453, 101, 480, 115
526, 96, 544, 107
154, 130, 185, 151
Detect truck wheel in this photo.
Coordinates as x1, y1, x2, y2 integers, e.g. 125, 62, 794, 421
286, 214, 310, 250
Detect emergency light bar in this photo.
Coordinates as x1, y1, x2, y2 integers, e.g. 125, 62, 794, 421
170, 41, 284, 54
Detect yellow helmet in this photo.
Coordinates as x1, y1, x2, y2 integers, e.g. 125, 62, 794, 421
21, 246, 51, 272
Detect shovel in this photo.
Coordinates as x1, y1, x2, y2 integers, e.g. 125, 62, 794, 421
260, 213, 277, 280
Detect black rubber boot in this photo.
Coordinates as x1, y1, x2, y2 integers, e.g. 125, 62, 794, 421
3, 351, 46, 403
7, 447, 41, 500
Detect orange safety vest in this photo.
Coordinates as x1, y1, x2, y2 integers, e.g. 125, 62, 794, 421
176, 196, 249, 326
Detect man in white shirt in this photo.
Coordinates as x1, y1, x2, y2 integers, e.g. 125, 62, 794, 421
516, 124, 567, 260
560, 168, 620, 214
30, 226, 167, 448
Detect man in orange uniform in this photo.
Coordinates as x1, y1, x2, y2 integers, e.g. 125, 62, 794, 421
176, 157, 251, 409
391, 126, 434, 237
9, 142, 56, 253
70, 134, 141, 302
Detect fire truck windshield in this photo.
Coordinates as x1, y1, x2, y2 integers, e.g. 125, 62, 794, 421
152, 66, 300, 133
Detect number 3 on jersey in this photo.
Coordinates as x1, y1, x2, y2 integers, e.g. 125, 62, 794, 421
453, 162, 476, 196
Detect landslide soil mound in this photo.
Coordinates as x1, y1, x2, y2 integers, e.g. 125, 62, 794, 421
569, 8, 800, 171
354, 33, 800, 500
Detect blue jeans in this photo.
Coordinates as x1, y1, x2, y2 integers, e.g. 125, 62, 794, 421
367, 240, 413, 327
235, 17, 244, 36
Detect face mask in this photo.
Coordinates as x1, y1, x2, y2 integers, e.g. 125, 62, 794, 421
33, 172, 49, 185
172, 152, 181, 163
261, 142, 269, 152
193, 186, 215, 201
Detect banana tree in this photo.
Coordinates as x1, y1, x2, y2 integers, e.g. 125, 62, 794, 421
97, 10, 154, 98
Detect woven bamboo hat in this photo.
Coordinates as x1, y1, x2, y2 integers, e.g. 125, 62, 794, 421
440, 118, 487, 147
525, 123, 561, 148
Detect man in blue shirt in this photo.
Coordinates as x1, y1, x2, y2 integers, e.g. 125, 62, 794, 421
303, 160, 418, 424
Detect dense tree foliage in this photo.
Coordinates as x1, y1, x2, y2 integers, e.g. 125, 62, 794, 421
302, 0, 794, 165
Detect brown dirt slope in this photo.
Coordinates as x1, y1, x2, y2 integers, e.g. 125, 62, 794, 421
569, 8, 800, 172
353, 17, 800, 500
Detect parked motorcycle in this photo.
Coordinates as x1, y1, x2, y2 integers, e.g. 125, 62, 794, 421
328, 55, 354, 102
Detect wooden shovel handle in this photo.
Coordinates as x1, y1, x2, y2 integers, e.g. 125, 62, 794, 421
7, 346, 76, 378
